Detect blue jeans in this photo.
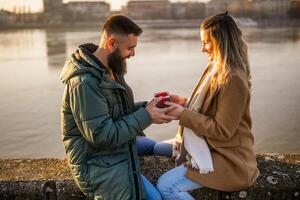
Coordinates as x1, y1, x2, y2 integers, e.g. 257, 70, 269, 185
157, 165, 203, 200
137, 136, 173, 200
142, 174, 162, 200
137, 136, 173, 157
153, 138, 174, 157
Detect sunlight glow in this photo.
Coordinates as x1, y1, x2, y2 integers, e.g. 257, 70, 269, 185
0, 0, 208, 13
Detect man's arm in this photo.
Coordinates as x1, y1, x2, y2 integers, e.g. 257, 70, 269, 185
69, 80, 152, 149
134, 101, 148, 111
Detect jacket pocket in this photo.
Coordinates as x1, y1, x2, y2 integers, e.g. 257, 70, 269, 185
87, 153, 128, 167
87, 153, 133, 199
69, 164, 91, 192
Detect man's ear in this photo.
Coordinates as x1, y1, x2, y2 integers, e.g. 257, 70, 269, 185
107, 37, 116, 52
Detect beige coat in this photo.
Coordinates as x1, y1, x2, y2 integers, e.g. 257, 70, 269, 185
175, 63, 259, 192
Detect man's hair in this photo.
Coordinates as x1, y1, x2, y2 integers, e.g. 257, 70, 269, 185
102, 15, 143, 36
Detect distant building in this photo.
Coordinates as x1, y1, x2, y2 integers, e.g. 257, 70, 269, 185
127, 0, 172, 20
247, 0, 291, 18
288, 0, 300, 18
0, 10, 16, 25
64, 1, 110, 22
226, 0, 245, 17
206, 0, 228, 16
43, 0, 63, 24
42, 0, 110, 23
16, 13, 43, 23
206, 0, 250, 17
206, 0, 291, 19
43, 0, 63, 14
172, 2, 206, 19
171, 3, 186, 19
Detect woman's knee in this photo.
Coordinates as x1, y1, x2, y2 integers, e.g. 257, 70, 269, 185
157, 172, 177, 198
157, 180, 170, 198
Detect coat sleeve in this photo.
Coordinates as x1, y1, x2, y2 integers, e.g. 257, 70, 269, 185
179, 74, 248, 141
69, 80, 152, 149
134, 101, 148, 111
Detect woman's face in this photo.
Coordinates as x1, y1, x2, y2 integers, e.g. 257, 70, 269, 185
200, 29, 214, 61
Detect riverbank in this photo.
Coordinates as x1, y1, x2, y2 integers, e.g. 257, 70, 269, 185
0, 153, 299, 199
1, 19, 300, 30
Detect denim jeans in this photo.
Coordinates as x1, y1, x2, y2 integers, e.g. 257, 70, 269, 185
137, 135, 157, 156
153, 138, 174, 157
142, 174, 162, 200
157, 165, 203, 200
137, 136, 173, 200
137, 136, 173, 157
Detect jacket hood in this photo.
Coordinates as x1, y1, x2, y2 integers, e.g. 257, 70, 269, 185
60, 43, 106, 84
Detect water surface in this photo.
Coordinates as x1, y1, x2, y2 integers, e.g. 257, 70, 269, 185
0, 27, 299, 158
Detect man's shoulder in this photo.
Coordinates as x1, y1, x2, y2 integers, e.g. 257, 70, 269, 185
63, 54, 105, 89
68, 73, 101, 90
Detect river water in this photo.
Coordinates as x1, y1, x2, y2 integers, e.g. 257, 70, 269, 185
0, 27, 299, 158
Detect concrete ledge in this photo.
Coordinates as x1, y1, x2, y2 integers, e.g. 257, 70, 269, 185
0, 154, 299, 200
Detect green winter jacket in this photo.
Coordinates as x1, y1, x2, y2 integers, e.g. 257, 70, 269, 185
60, 43, 152, 199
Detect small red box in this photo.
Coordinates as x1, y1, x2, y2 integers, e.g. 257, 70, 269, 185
154, 91, 170, 108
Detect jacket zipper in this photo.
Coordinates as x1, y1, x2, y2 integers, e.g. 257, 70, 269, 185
119, 90, 140, 200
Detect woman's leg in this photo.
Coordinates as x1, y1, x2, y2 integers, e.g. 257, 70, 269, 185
136, 135, 157, 156
141, 174, 162, 200
157, 165, 202, 200
153, 138, 174, 157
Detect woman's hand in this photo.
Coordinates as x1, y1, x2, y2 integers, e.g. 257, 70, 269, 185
170, 94, 187, 107
145, 97, 177, 124
165, 102, 185, 120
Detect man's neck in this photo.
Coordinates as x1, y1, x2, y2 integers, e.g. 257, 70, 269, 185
93, 47, 109, 68
92, 47, 116, 80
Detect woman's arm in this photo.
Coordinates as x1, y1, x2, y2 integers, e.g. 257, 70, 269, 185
170, 74, 249, 141
170, 94, 188, 107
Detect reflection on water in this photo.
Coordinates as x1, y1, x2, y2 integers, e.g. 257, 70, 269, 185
0, 27, 299, 158
46, 30, 67, 69
244, 27, 300, 43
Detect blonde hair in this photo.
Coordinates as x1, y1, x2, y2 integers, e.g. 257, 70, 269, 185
201, 12, 251, 88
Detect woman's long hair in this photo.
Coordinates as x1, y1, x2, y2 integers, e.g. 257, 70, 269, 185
201, 12, 251, 88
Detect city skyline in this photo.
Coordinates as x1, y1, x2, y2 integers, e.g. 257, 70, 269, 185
0, 0, 209, 13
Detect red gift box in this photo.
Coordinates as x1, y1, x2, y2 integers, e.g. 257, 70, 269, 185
154, 91, 170, 108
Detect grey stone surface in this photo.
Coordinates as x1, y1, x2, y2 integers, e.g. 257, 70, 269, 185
0, 153, 299, 199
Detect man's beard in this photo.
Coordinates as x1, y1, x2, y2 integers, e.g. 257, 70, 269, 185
107, 48, 127, 75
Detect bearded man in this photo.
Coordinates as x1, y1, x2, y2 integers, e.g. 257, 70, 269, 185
60, 15, 175, 199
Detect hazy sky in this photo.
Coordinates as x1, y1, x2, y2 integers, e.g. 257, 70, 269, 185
0, 0, 209, 13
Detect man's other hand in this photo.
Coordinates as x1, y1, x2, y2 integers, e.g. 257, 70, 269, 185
145, 97, 177, 124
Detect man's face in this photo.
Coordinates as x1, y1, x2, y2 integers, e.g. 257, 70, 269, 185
108, 34, 138, 75
116, 33, 137, 59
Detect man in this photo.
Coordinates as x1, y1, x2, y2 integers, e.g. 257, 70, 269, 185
60, 15, 175, 199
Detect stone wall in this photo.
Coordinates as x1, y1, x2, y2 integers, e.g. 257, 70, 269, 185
0, 154, 299, 199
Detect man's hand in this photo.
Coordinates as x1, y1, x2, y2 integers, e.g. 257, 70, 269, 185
170, 94, 187, 107
165, 102, 185, 120
145, 97, 177, 124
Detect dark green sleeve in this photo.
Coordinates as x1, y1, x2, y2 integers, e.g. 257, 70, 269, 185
69, 80, 152, 149
134, 101, 148, 111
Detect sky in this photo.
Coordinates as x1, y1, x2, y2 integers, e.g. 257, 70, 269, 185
0, 0, 209, 13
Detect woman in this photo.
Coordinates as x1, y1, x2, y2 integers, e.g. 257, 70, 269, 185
156, 12, 259, 200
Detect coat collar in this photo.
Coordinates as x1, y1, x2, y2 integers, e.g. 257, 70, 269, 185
188, 62, 220, 112
99, 74, 126, 90
188, 62, 220, 113
201, 83, 219, 113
